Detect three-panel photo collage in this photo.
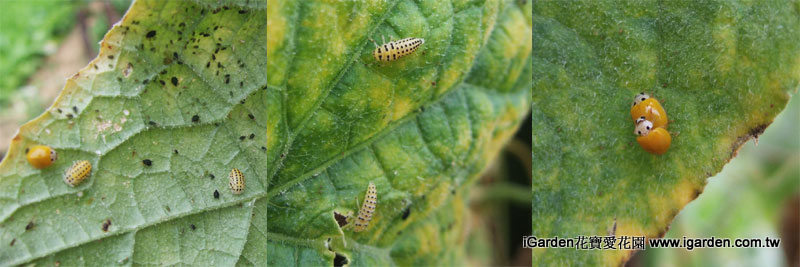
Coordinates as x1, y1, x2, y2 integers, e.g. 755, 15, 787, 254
1, 0, 798, 266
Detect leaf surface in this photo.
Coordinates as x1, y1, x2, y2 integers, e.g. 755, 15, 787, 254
0, 0, 267, 265
532, 0, 800, 265
266, 0, 532, 265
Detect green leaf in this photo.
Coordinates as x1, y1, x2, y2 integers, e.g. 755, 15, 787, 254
532, 0, 800, 265
0, 0, 266, 265
266, 0, 531, 265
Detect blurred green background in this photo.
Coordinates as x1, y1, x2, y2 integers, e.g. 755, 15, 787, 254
631, 93, 800, 266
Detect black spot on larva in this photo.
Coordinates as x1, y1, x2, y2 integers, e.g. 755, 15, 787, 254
107, 55, 114, 59
248, 113, 254, 120
401, 207, 411, 220
9, 238, 15, 246
192, 115, 200, 123
190, 224, 196, 230
333, 253, 348, 267
171, 77, 178, 86
25, 221, 34, 231
239, 136, 246, 141
102, 219, 111, 232
213, 190, 220, 199
249, 133, 255, 139
146, 30, 156, 38
142, 159, 152, 166
646, 126, 651, 130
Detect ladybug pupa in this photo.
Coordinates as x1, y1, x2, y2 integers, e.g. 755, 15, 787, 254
27, 145, 57, 169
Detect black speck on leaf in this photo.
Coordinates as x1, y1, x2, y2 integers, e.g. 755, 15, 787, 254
146, 30, 156, 38
171, 77, 178, 86
192, 115, 200, 123
143, 159, 152, 166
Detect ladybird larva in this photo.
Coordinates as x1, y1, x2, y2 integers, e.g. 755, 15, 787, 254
228, 168, 245, 194
372, 37, 424, 62
64, 160, 91, 187
353, 182, 377, 232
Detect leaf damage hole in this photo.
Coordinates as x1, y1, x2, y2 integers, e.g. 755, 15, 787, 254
334, 211, 349, 228
333, 253, 348, 267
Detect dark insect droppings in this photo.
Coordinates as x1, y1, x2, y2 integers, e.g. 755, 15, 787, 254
102, 219, 111, 232
238, 10, 248, 14
171, 77, 178, 86
25, 221, 34, 231
209, 174, 215, 179
142, 159, 152, 166
192, 115, 200, 123
72, 106, 78, 113
149, 121, 157, 126
401, 207, 411, 220
174, 149, 179, 154
146, 30, 156, 38
159, 80, 165, 86
190, 224, 196, 230
249, 133, 255, 139
239, 136, 246, 141
213, 190, 220, 199
248, 113, 254, 120
66, 114, 73, 119
57, 108, 62, 113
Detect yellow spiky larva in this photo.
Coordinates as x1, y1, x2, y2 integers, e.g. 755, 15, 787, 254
353, 182, 377, 232
229, 168, 245, 194
372, 37, 424, 62
64, 160, 91, 187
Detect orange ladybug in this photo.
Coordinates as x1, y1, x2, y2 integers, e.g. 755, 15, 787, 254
26, 145, 57, 169
630, 92, 668, 129
634, 119, 671, 155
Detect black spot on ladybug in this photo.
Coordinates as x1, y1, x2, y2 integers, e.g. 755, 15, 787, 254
146, 31, 156, 38
142, 159, 152, 166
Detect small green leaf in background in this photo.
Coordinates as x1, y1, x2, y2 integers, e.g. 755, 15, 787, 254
0, 0, 266, 265
267, 0, 531, 265
533, 0, 800, 265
